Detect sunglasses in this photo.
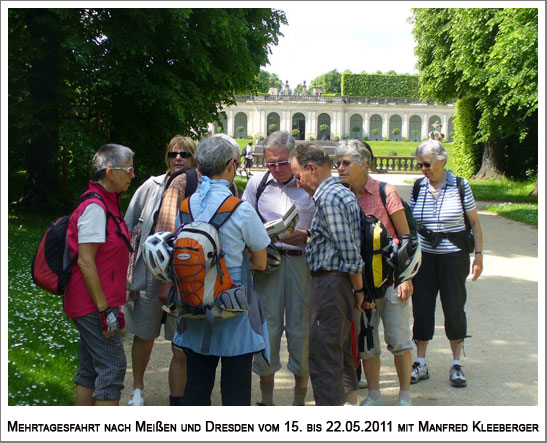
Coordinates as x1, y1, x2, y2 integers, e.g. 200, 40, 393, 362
226, 158, 240, 169
335, 160, 353, 168
168, 151, 192, 159
417, 161, 432, 169
265, 160, 290, 169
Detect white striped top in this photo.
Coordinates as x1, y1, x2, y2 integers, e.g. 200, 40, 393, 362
410, 171, 477, 254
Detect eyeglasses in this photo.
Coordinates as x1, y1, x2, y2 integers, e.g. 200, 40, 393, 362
226, 158, 240, 169
168, 151, 192, 159
335, 160, 353, 168
417, 161, 432, 169
111, 166, 135, 174
265, 160, 290, 169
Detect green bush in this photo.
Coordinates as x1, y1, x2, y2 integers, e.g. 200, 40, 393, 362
308, 136, 315, 141
363, 136, 369, 141
403, 137, 409, 142
257, 135, 265, 141
334, 136, 340, 141
452, 97, 481, 178
383, 136, 389, 142
342, 73, 420, 97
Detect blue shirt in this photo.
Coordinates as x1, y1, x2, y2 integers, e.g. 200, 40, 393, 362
172, 178, 271, 357
305, 176, 364, 274
410, 171, 477, 254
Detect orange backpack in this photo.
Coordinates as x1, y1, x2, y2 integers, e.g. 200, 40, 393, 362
172, 195, 247, 319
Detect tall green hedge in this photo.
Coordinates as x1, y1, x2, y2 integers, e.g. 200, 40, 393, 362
341, 73, 420, 97
451, 97, 482, 178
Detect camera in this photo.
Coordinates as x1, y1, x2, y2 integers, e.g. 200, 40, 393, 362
418, 226, 442, 249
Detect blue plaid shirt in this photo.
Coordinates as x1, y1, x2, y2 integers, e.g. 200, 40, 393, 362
305, 176, 364, 274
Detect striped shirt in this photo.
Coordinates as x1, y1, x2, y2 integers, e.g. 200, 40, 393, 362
306, 176, 364, 274
241, 172, 315, 251
410, 171, 476, 254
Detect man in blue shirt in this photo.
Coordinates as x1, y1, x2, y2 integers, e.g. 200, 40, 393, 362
290, 143, 372, 406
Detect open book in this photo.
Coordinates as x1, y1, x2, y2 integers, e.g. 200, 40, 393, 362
263, 204, 299, 243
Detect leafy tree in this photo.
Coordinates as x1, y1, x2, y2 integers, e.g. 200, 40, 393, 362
319, 124, 330, 140
411, 129, 419, 141
311, 69, 343, 94
412, 8, 538, 180
291, 129, 300, 137
392, 128, 401, 140
253, 69, 283, 93
372, 128, 380, 140
8, 8, 287, 209
352, 126, 361, 137
268, 123, 279, 133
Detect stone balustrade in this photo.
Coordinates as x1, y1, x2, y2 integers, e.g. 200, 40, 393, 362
250, 153, 421, 173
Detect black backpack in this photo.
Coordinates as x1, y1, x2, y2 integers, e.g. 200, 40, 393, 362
379, 181, 419, 238
358, 210, 396, 301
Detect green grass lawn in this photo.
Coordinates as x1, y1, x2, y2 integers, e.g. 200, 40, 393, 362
483, 202, 538, 226
8, 212, 80, 405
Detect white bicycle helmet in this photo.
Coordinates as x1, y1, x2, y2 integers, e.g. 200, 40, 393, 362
142, 231, 175, 283
394, 234, 422, 286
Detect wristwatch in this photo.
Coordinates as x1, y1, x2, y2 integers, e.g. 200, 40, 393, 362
474, 250, 483, 255
352, 287, 365, 295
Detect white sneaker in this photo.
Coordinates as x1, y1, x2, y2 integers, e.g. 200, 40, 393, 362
410, 361, 429, 384
128, 388, 144, 406
397, 397, 412, 406
358, 376, 368, 389
359, 396, 383, 406
449, 364, 467, 388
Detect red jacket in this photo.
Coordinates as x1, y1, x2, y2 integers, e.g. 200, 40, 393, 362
64, 181, 131, 318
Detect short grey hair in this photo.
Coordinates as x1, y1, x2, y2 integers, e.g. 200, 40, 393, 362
264, 130, 295, 155
336, 139, 371, 165
415, 140, 448, 162
195, 135, 239, 177
290, 143, 332, 168
92, 144, 135, 178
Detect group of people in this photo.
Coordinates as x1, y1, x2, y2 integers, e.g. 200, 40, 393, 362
62, 130, 483, 406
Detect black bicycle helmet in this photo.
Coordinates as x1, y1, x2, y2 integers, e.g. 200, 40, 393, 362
262, 243, 282, 273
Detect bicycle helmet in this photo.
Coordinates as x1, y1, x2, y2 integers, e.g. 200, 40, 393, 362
261, 243, 282, 274
393, 234, 422, 286
142, 231, 175, 283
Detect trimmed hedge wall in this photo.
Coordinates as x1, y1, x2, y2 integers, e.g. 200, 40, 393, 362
451, 97, 482, 178
341, 73, 420, 97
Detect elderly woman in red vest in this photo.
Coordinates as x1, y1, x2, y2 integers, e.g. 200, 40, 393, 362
64, 144, 135, 405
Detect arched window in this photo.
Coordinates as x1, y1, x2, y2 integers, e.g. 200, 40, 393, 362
317, 113, 331, 140
369, 114, 382, 141
409, 115, 422, 142
389, 115, 402, 141
267, 112, 280, 136
234, 112, 248, 139
350, 114, 363, 139
292, 112, 306, 140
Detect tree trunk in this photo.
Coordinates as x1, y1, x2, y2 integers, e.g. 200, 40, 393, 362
473, 139, 505, 180
18, 10, 62, 209
529, 181, 538, 197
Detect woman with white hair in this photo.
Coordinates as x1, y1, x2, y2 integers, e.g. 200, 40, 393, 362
172, 135, 271, 406
410, 140, 483, 389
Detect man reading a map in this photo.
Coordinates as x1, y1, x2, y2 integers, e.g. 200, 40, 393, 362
241, 131, 315, 406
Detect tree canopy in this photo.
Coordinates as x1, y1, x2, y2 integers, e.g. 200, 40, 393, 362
8, 8, 286, 208
412, 7, 538, 179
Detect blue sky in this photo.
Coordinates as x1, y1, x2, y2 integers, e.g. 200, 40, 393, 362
263, 2, 418, 89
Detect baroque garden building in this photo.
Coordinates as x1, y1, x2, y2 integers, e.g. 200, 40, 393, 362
210, 85, 455, 142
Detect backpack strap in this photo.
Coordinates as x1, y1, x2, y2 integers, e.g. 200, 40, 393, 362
456, 176, 471, 231
254, 171, 271, 222
179, 196, 194, 226
412, 177, 425, 202
379, 181, 387, 209
209, 195, 243, 230
183, 167, 198, 198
